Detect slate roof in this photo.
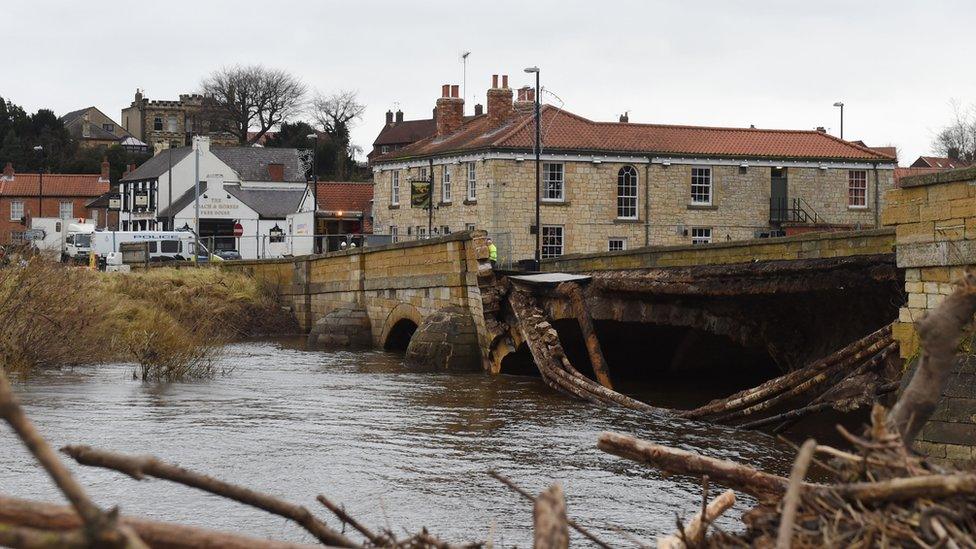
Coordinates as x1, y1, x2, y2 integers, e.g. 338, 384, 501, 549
374, 106, 895, 163
373, 119, 438, 146
121, 147, 193, 181
212, 147, 305, 182
0, 174, 109, 197
60, 107, 129, 142
157, 184, 305, 219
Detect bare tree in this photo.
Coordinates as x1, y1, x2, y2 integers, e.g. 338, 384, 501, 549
311, 90, 366, 180
932, 100, 976, 163
201, 65, 307, 145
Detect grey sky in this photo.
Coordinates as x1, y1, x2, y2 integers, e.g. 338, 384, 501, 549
6, 0, 974, 165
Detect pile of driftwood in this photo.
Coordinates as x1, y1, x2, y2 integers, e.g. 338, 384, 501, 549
596, 270, 976, 548
679, 324, 901, 432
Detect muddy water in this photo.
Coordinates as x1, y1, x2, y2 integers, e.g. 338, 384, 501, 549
1, 340, 794, 546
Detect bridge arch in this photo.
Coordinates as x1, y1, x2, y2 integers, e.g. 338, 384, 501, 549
381, 303, 424, 351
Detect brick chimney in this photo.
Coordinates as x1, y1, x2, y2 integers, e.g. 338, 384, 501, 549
123, 163, 136, 178
487, 74, 513, 126
514, 86, 535, 113
3, 162, 13, 179
395, 110, 404, 123
385, 110, 393, 125
100, 157, 110, 181
268, 163, 284, 182
435, 84, 464, 137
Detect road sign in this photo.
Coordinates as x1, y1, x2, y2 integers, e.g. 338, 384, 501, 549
24, 229, 45, 241
233, 222, 244, 238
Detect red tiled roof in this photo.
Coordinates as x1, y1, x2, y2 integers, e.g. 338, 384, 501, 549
894, 166, 946, 184
0, 174, 109, 197
375, 105, 895, 163
910, 156, 970, 169
316, 181, 374, 233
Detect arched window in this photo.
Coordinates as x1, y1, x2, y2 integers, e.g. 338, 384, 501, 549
617, 166, 638, 219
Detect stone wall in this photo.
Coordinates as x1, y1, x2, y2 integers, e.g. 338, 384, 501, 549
226, 231, 490, 370
883, 166, 976, 466
373, 158, 895, 264
539, 228, 895, 272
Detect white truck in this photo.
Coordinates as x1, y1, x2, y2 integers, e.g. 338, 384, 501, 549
28, 218, 96, 263
90, 231, 212, 265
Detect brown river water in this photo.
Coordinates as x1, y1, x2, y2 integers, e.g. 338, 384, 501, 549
1, 339, 795, 546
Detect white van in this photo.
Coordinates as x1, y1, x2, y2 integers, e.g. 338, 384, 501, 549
90, 231, 211, 263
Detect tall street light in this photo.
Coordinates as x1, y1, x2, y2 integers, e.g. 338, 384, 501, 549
32, 145, 43, 217
307, 133, 319, 253
524, 66, 540, 268
833, 101, 844, 139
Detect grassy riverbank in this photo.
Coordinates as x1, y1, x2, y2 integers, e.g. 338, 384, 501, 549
0, 260, 296, 379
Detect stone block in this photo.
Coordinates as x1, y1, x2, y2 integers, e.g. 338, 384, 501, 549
945, 444, 973, 461
927, 293, 946, 308
895, 221, 935, 244
907, 293, 927, 308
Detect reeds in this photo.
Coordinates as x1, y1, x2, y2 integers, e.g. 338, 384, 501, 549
0, 259, 295, 380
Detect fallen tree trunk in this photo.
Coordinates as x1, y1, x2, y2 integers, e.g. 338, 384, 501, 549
555, 282, 614, 390
0, 495, 325, 549
680, 325, 892, 420
829, 473, 976, 503
597, 432, 796, 499
656, 489, 735, 549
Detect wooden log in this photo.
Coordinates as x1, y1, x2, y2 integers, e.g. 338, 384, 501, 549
556, 282, 614, 390
680, 325, 891, 420
827, 473, 976, 503
597, 432, 798, 498
656, 489, 736, 549
0, 522, 88, 549
60, 445, 359, 548
533, 484, 569, 549
0, 495, 325, 549
889, 270, 976, 447
710, 338, 894, 424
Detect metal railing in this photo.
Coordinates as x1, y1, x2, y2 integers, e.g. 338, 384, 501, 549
769, 197, 823, 224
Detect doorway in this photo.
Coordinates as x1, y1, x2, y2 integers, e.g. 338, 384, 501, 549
770, 168, 788, 223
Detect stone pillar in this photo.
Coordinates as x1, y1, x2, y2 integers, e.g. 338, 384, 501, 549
883, 166, 976, 466
405, 306, 481, 371
307, 307, 372, 348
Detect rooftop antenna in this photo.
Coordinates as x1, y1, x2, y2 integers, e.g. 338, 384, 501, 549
461, 51, 471, 113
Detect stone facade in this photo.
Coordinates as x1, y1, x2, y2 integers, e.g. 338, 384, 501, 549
373, 158, 894, 263
883, 166, 976, 466
121, 90, 236, 151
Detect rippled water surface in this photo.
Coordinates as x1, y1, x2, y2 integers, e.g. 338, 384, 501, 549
2, 340, 795, 546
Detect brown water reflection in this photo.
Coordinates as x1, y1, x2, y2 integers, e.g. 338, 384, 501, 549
1, 339, 795, 546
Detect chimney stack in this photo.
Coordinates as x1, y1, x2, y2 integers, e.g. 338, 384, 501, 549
100, 157, 110, 181
619, 113, 629, 123
123, 163, 136, 178
268, 163, 284, 182
515, 86, 535, 113
385, 110, 393, 125
435, 84, 464, 137
815, 126, 826, 133
395, 110, 404, 123
487, 74, 513, 126
3, 162, 14, 179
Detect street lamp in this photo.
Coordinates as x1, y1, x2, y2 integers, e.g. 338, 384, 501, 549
524, 66, 540, 268
307, 133, 319, 253
833, 101, 844, 139
32, 145, 43, 218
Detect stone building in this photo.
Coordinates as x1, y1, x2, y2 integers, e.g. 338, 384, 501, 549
370, 76, 897, 264
120, 89, 236, 152
0, 161, 110, 244
60, 107, 138, 149
368, 107, 481, 163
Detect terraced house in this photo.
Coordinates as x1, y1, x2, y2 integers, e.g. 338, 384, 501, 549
371, 75, 897, 263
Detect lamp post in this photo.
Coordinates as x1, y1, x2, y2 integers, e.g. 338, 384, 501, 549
524, 66, 540, 268
461, 51, 471, 111
193, 137, 200, 262
307, 133, 319, 253
32, 145, 43, 217
833, 101, 844, 139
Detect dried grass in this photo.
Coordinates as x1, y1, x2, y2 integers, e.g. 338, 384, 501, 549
0, 259, 295, 380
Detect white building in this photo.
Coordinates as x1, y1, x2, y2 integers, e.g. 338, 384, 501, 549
119, 137, 313, 259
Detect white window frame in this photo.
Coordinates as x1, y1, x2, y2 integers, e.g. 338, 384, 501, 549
465, 223, 476, 232
848, 169, 868, 209
691, 227, 712, 245
417, 226, 427, 239
617, 166, 639, 219
166, 115, 178, 132
541, 225, 564, 258
690, 166, 712, 205
419, 167, 428, 183
59, 201, 73, 219
466, 162, 477, 201
608, 237, 626, 252
390, 225, 398, 243
10, 200, 23, 221
381, 145, 390, 154
542, 162, 565, 202
391, 171, 400, 206
442, 166, 452, 203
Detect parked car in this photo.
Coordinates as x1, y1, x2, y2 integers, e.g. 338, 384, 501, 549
215, 249, 242, 261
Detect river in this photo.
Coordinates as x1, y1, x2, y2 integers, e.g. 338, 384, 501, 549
1, 340, 794, 546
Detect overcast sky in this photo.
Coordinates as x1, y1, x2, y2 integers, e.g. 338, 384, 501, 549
6, 0, 974, 165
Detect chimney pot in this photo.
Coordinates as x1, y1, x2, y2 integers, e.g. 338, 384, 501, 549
492, 74, 499, 88
815, 126, 826, 133
451, 85, 459, 98
385, 110, 394, 125
441, 84, 450, 98
435, 85, 465, 137
487, 78, 514, 125
619, 113, 629, 123
3, 162, 13, 179
502, 75, 509, 88
395, 110, 403, 123
474, 103, 484, 116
